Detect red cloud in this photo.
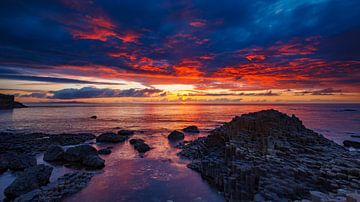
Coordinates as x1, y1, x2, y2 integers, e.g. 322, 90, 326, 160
189, 20, 207, 27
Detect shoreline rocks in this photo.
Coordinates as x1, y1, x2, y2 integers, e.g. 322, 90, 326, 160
168, 130, 185, 141
129, 138, 151, 153
96, 132, 127, 143
4, 164, 53, 200
178, 109, 360, 201
343, 140, 360, 149
183, 125, 200, 133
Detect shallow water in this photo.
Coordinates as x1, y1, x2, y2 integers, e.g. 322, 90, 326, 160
0, 103, 359, 201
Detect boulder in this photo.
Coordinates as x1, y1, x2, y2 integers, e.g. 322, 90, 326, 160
82, 155, 105, 168
168, 130, 185, 141
4, 164, 52, 199
63, 145, 98, 162
129, 138, 145, 145
117, 130, 135, 136
0, 154, 9, 173
7, 153, 37, 171
343, 140, 360, 148
183, 125, 200, 133
134, 143, 151, 153
98, 148, 112, 155
43, 145, 64, 161
96, 132, 126, 143
90, 116, 97, 119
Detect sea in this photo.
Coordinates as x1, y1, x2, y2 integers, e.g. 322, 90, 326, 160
0, 103, 359, 201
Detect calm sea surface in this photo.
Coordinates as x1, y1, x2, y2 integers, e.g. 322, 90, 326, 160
0, 103, 359, 201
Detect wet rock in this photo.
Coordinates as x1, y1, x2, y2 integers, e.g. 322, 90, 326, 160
63, 145, 98, 162
4, 164, 52, 199
98, 148, 112, 155
129, 138, 151, 153
168, 130, 185, 141
14, 172, 94, 202
343, 140, 360, 149
7, 153, 37, 171
90, 115, 97, 119
183, 125, 200, 133
179, 109, 360, 201
0, 154, 9, 173
118, 129, 135, 136
82, 155, 105, 168
43, 145, 64, 161
96, 132, 126, 143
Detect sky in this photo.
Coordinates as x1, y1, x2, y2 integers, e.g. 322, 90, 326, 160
0, 0, 359, 103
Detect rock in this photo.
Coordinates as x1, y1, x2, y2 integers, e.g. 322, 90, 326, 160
129, 138, 145, 145
343, 140, 360, 148
90, 116, 97, 119
4, 164, 52, 199
0, 154, 9, 173
179, 109, 360, 201
168, 130, 185, 141
183, 125, 200, 133
14, 172, 94, 201
7, 153, 37, 171
98, 148, 112, 155
43, 145, 64, 161
96, 132, 126, 143
82, 155, 105, 168
117, 130, 135, 136
0, 94, 27, 109
63, 145, 98, 162
129, 139, 151, 153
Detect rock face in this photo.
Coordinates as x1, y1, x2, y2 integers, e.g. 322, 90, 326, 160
4, 164, 53, 199
43, 145, 64, 161
179, 109, 360, 201
82, 155, 105, 168
183, 125, 200, 133
0, 94, 27, 109
96, 132, 127, 143
168, 130, 185, 141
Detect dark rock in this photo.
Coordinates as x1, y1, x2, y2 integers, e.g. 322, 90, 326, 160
343, 140, 360, 148
90, 115, 97, 119
4, 164, 52, 199
179, 109, 360, 201
82, 155, 105, 168
7, 153, 37, 171
98, 148, 112, 155
118, 130, 135, 136
129, 139, 151, 153
0, 154, 9, 173
183, 125, 200, 133
129, 138, 145, 145
43, 145, 64, 161
168, 130, 185, 141
0, 94, 27, 109
96, 132, 126, 143
351, 135, 360, 138
14, 172, 94, 201
63, 145, 98, 162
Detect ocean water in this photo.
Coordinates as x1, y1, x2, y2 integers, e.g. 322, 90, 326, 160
0, 103, 359, 201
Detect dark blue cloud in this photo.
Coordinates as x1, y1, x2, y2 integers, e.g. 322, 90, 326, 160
50, 87, 165, 99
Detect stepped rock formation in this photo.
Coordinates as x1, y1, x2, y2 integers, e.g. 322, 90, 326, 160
179, 109, 360, 201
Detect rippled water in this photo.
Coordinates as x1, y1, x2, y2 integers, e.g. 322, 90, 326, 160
0, 103, 359, 201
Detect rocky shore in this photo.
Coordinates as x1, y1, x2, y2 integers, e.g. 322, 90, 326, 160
0, 131, 125, 201
178, 109, 360, 201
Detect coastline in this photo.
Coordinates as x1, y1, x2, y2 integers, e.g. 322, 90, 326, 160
0, 109, 359, 201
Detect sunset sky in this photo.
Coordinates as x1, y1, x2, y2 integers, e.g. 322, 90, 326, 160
0, 0, 359, 103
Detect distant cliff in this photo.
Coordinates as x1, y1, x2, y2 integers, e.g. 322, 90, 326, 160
0, 94, 27, 109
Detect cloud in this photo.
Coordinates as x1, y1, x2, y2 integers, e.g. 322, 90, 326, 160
0, 74, 122, 85
295, 88, 342, 96
19, 92, 47, 98
49, 87, 165, 99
